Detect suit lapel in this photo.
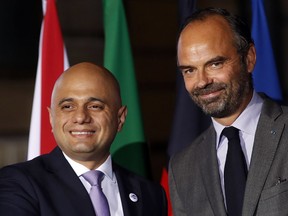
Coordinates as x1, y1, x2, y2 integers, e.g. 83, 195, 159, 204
113, 163, 142, 216
242, 98, 284, 216
44, 147, 96, 216
199, 126, 227, 216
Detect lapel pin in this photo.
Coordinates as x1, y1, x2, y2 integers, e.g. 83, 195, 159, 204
129, 193, 138, 202
275, 177, 287, 186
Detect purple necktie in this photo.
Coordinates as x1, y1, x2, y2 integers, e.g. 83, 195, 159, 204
82, 170, 111, 216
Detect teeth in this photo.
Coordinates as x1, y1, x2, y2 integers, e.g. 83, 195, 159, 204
71, 131, 94, 135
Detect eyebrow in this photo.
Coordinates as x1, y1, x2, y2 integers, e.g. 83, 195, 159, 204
205, 56, 229, 66
177, 56, 229, 70
177, 65, 194, 71
58, 97, 104, 106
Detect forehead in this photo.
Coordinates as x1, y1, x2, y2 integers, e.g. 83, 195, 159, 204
177, 16, 236, 63
52, 70, 120, 105
181, 15, 233, 42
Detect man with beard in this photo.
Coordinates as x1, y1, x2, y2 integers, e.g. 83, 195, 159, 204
169, 7, 288, 216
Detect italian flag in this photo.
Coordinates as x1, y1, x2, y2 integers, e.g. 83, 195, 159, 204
103, 0, 149, 177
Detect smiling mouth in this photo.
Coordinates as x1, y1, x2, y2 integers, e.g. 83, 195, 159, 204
200, 89, 223, 98
70, 131, 95, 135
193, 83, 226, 99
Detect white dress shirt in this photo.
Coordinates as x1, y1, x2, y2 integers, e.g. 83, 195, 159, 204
63, 153, 124, 216
212, 91, 264, 203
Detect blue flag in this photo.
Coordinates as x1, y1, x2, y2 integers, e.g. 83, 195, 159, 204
160, 2, 210, 215
167, 0, 210, 157
251, 0, 282, 101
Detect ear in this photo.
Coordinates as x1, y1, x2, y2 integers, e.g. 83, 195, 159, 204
47, 107, 53, 129
117, 106, 128, 132
246, 44, 256, 74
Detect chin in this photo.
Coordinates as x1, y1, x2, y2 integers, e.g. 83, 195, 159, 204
71, 143, 95, 153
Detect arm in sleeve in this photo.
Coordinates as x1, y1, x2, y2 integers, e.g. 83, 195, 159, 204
0, 166, 38, 216
168, 158, 187, 216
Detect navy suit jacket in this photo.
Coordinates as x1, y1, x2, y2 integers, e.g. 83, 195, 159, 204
0, 147, 167, 216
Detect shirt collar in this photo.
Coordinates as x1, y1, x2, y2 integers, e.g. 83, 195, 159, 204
62, 152, 115, 182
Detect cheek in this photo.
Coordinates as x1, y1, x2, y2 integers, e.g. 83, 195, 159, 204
52, 113, 70, 129
98, 113, 118, 130
183, 77, 196, 92
210, 67, 235, 85
225, 70, 241, 85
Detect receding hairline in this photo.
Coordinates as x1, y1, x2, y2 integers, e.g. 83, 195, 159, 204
178, 8, 254, 58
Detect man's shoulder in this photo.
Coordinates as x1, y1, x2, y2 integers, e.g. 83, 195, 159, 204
261, 95, 288, 120
0, 147, 61, 179
170, 126, 213, 163
0, 153, 48, 178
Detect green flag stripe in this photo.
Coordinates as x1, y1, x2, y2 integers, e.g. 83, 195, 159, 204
102, 0, 149, 177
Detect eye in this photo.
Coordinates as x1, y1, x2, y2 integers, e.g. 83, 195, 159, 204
88, 103, 104, 110
61, 103, 74, 110
181, 67, 196, 76
209, 60, 225, 70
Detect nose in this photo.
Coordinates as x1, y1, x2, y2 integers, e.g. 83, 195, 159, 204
73, 107, 91, 124
195, 69, 212, 89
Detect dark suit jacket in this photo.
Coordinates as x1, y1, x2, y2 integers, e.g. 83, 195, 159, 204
0, 147, 167, 216
169, 95, 288, 216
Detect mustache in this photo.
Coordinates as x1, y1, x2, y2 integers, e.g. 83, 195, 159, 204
192, 83, 227, 96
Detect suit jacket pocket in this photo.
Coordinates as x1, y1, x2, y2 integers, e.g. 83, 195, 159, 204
256, 180, 288, 215
260, 179, 288, 201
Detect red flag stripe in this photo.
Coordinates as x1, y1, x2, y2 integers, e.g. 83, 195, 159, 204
28, 0, 68, 159
40, 0, 64, 154
160, 168, 173, 216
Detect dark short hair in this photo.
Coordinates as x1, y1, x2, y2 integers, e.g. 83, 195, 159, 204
179, 7, 254, 60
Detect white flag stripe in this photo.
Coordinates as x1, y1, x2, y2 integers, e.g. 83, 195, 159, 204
27, 0, 68, 160
27, 21, 44, 160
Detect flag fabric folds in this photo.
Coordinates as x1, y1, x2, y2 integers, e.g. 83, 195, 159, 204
28, 0, 69, 160
168, 0, 211, 160
251, 0, 282, 101
160, 0, 211, 215
102, 0, 149, 177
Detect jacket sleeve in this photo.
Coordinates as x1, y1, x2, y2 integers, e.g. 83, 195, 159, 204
168, 158, 187, 216
0, 166, 39, 216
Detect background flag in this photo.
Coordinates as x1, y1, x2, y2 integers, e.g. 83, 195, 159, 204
102, 0, 149, 177
251, 0, 282, 101
28, 0, 69, 159
168, 0, 211, 160
160, 0, 210, 215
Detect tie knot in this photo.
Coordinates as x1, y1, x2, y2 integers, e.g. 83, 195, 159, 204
82, 170, 104, 186
222, 126, 239, 141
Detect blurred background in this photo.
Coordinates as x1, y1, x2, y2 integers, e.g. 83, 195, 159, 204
0, 0, 287, 182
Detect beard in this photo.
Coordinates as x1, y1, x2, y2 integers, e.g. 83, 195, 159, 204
189, 68, 252, 118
